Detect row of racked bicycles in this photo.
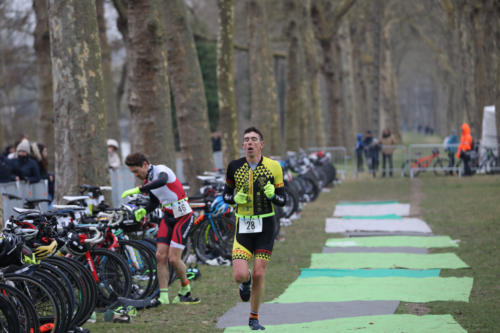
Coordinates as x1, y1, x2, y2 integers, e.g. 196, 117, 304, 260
0, 150, 337, 333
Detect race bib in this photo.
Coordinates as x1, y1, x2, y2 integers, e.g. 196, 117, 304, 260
172, 199, 192, 218
238, 216, 263, 234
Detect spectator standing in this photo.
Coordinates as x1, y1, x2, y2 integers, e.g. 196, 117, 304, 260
31, 142, 55, 200
107, 139, 121, 170
355, 133, 364, 172
444, 130, 459, 175
367, 138, 381, 178
11, 139, 41, 183
363, 130, 374, 171
0, 154, 15, 183
456, 123, 473, 176
380, 128, 396, 177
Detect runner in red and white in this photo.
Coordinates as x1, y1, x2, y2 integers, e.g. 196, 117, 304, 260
122, 152, 200, 305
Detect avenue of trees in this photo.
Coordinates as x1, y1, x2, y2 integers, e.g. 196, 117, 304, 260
0, 0, 499, 200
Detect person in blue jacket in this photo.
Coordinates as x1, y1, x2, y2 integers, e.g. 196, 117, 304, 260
355, 133, 364, 172
444, 130, 459, 175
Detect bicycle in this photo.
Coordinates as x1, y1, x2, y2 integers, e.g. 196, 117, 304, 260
401, 148, 448, 177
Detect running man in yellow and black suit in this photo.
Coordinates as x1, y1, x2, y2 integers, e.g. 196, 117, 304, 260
223, 127, 286, 330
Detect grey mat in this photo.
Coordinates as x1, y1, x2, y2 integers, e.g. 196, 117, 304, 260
217, 300, 399, 328
323, 246, 428, 254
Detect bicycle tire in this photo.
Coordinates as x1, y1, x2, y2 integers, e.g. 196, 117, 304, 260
31, 270, 71, 332
0, 293, 20, 333
0, 283, 37, 333
5, 274, 61, 333
192, 217, 233, 264
79, 248, 132, 307
282, 183, 299, 218
118, 239, 157, 299
44, 257, 94, 328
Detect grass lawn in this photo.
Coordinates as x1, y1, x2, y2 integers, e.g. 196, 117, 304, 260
84, 174, 499, 333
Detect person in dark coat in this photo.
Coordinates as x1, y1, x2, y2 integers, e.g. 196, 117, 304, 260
11, 139, 41, 184
355, 133, 364, 172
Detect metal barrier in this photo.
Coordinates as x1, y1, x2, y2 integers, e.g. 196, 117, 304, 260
404, 143, 499, 178
1, 180, 49, 223
109, 166, 136, 208
352, 145, 408, 179
308, 147, 348, 179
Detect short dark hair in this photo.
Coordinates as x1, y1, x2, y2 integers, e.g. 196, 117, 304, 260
243, 127, 264, 141
125, 153, 149, 167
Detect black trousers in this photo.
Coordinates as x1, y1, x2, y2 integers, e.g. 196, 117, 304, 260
461, 152, 472, 176
382, 154, 393, 177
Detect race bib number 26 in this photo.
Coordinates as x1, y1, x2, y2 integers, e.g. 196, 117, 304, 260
238, 216, 263, 234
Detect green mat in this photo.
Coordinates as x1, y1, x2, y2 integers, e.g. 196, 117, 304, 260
337, 200, 400, 206
271, 276, 473, 303
310, 252, 469, 269
340, 214, 402, 219
299, 268, 441, 278
326, 236, 458, 248
224, 314, 466, 332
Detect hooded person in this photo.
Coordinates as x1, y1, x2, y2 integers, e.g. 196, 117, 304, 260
456, 123, 473, 176
107, 139, 121, 170
11, 139, 41, 183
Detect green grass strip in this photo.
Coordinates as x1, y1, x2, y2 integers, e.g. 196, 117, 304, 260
270, 276, 473, 303
340, 214, 402, 219
299, 268, 441, 278
310, 253, 469, 269
326, 236, 458, 248
337, 200, 400, 205
224, 314, 466, 332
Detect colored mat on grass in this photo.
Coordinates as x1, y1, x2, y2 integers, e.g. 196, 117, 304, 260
326, 236, 458, 248
334, 203, 410, 217
271, 276, 473, 303
340, 214, 402, 219
217, 301, 399, 328
224, 314, 466, 332
310, 252, 469, 269
325, 218, 432, 234
323, 246, 428, 254
337, 200, 399, 206
299, 268, 440, 278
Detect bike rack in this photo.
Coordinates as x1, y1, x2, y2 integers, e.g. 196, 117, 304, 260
308, 146, 348, 180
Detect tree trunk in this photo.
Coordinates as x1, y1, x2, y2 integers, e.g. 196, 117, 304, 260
217, 0, 239, 165
284, 0, 307, 151
34, 0, 54, 169
126, 0, 175, 167
96, 0, 121, 145
338, 21, 356, 150
379, 7, 401, 143
303, 0, 325, 148
48, 0, 109, 202
248, 0, 282, 156
163, 0, 214, 192
311, 0, 357, 147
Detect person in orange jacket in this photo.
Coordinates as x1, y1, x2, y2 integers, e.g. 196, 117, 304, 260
456, 123, 473, 176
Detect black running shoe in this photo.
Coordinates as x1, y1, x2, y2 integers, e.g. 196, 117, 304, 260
239, 273, 252, 302
172, 292, 201, 304
249, 318, 265, 330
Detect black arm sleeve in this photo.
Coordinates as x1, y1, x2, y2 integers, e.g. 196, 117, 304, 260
223, 161, 236, 204
271, 187, 286, 207
223, 183, 235, 205
144, 193, 160, 213
140, 172, 168, 192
